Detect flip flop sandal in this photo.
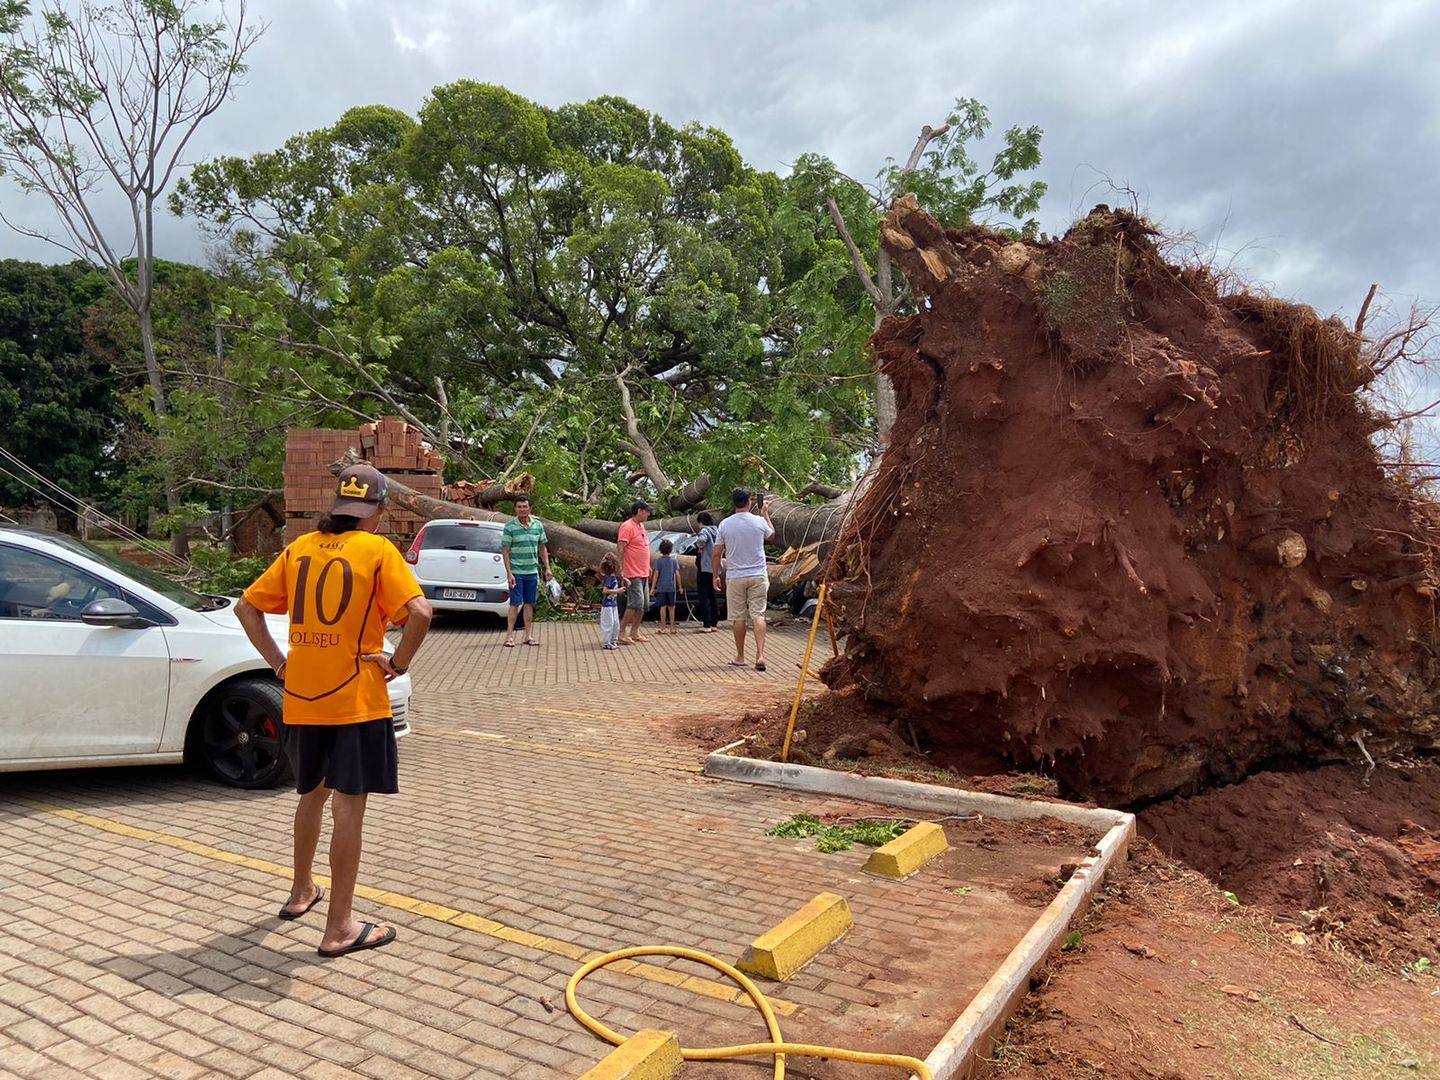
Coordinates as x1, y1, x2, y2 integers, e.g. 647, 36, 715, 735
277, 886, 324, 921
727, 660, 748, 667
317, 921, 396, 959
523, 640, 541, 647
755, 662, 767, 672
503, 641, 516, 648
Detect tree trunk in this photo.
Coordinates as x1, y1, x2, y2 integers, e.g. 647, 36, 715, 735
765, 490, 859, 551
139, 304, 190, 558
575, 510, 721, 542
874, 308, 898, 439
578, 491, 861, 554
386, 480, 618, 569
435, 376, 451, 446
371, 467, 808, 597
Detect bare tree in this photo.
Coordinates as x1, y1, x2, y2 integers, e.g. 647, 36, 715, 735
0, 0, 263, 550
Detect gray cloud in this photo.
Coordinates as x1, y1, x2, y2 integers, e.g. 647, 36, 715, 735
2, 0, 1434, 324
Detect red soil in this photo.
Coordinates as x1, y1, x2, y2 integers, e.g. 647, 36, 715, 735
1141, 760, 1440, 962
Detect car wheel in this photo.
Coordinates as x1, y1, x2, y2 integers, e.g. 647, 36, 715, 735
195, 677, 289, 790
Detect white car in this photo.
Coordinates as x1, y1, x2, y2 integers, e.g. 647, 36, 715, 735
405, 519, 511, 615
0, 527, 412, 789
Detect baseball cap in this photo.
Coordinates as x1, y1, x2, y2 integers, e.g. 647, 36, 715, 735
332, 463, 388, 516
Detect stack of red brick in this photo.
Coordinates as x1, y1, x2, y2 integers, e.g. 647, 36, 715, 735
283, 416, 445, 548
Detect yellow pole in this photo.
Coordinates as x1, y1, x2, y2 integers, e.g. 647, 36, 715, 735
781, 583, 827, 762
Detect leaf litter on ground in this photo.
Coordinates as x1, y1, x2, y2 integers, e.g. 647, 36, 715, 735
766, 814, 912, 853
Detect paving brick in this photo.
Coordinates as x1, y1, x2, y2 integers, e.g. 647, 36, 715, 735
200, 1045, 265, 1079
5, 1017, 65, 1051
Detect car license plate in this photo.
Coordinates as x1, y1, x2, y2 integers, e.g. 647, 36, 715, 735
441, 588, 477, 601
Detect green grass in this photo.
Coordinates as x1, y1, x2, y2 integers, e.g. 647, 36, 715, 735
1180, 999, 1432, 1080
766, 814, 911, 854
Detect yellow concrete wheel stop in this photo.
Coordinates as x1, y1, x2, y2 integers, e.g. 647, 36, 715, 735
863, 821, 950, 879
578, 1028, 683, 1080
567, 945, 933, 1080
737, 891, 853, 981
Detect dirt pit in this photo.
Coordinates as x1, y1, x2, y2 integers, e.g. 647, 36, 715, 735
685, 686, 1073, 801
1141, 759, 1440, 962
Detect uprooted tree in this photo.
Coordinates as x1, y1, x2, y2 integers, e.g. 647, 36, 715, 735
821, 196, 1440, 804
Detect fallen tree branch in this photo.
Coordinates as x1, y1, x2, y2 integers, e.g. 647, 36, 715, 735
668, 473, 711, 512
1288, 1014, 1344, 1047
826, 195, 887, 309
796, 481, 845, 500
444, 474, 536, 509
615, 369, 671, 497
179, 477, 280, 496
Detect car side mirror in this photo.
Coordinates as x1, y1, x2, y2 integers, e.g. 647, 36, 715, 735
81, 598, 156, 629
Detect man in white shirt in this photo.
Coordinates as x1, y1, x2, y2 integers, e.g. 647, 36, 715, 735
714, 488, 775, 672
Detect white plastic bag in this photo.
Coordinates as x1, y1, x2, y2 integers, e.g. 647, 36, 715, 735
546, 577, 563, 602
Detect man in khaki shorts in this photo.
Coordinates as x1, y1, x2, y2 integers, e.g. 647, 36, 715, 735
714, 488, 775, 672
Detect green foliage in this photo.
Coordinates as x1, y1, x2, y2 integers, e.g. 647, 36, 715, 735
1224, 891, 1241, 906
84, 259, 294, 514
174, 85, 911, 514
766, 814, 911, 854
151, 501, 216, 539
0, 260, 122, 511
184, 544, 267, 595
1061, 930, 1084, 951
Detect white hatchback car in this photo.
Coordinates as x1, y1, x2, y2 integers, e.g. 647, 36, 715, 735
0, 527, 412, 789
405, 519, 511, 615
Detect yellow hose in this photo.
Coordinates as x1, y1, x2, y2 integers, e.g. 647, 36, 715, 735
566, 945, 933, 1080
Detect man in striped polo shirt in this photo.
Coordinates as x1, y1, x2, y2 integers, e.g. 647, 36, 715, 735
502, 496, 553, 647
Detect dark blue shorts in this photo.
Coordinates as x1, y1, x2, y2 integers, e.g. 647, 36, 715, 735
655, 591, 677, 608
509, 573, 539, 606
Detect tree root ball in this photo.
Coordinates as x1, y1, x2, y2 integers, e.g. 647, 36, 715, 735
825, 200, 1440, 804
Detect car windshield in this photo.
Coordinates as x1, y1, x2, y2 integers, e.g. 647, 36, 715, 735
36, 533, 220, 611
420, 523, 504, 553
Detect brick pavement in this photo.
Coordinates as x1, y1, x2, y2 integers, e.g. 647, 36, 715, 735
0, 620, 1087, 1079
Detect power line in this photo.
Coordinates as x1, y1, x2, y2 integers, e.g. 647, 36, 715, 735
0, 449, 187, 568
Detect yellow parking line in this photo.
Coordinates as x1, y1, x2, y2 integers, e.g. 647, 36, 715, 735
446, 730, 704, 774
22, 800, 793, 1016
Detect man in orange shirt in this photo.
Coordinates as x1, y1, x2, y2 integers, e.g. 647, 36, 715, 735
236, 464, 433, 958
615, 499, 652, 645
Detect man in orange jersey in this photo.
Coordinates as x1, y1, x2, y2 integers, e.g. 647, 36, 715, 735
236, 463, 432, 958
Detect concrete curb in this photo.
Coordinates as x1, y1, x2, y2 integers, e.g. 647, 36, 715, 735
703, 748, 1126, 832
703, 748, 1135, 1080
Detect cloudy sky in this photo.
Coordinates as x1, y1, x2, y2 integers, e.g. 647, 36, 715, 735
2, 0, 1436, 328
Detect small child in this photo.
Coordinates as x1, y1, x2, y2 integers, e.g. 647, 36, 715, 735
598, 553, 623, 650
651, 538, 680, 634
